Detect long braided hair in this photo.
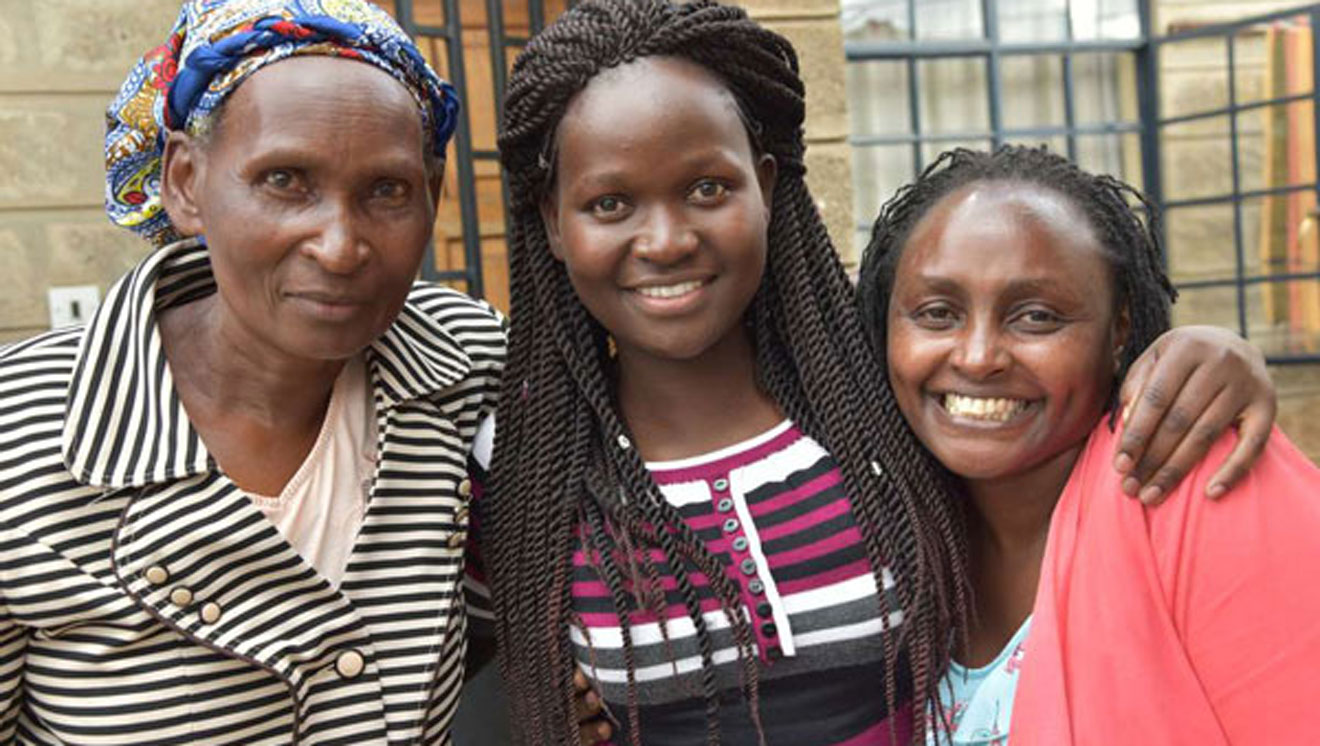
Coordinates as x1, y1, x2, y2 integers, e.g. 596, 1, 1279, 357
857, 145, 1176, 412
486, 2, 970, 743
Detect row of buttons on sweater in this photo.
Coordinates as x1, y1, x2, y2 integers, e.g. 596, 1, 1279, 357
711, 475, 782, 661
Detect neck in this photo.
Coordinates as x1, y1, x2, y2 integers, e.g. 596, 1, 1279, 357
159, 294, 346, 433
615, 328, 782, 462
956, 441, 1088, 667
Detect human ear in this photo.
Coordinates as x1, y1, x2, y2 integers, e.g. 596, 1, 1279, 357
539, 191, 565, 262
755, 153, 778, 209
160, 131, 206, 237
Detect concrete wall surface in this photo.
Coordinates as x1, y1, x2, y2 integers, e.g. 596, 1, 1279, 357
0, 0, 179, 344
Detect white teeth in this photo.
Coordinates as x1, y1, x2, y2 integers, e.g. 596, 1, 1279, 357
635, 280, 704, 299
941, 393, 1028, 423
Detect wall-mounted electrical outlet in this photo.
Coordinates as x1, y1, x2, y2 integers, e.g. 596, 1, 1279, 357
48, 285, 101, 329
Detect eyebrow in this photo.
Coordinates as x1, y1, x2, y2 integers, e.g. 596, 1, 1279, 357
565, 147, 744, 185
908, 274, 1080, 298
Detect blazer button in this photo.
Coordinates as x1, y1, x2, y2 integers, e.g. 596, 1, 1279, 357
145, 565, 169, 586
336, 650, 365, 679
455, 507, 470, 524
169, 587, 194, 606
447, 532, 465, 549
200, 602, 222, 625
457, 479, 473, 498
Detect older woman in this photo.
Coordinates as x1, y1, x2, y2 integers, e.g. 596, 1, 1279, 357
0, 1, 503, 743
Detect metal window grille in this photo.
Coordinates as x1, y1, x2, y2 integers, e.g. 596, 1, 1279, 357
845, 0, 1320, 364
391, 0, 561, 306
1150, 5, 1320, 364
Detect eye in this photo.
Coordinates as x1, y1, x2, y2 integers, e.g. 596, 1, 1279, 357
1012, 306, 1065, 332
589, 195, 631, 221
370, 178, 410, 202
261, 169, 300, 191
689, 179, 729, 205
911, 302, 959, 330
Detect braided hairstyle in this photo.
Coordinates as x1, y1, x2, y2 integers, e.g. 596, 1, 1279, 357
486, 2, 970, 743
857, 145, 1176, 419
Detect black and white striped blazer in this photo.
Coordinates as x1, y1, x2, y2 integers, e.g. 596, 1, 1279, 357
0, 240, 504, 744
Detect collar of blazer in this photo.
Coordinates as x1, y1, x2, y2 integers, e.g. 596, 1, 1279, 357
60, 237, 473, 490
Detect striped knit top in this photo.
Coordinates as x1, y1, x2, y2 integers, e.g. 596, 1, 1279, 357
0, 240, 504, 745
471, 419, 913, 745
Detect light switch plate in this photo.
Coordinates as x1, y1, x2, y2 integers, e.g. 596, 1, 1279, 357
48, 285, 101, 329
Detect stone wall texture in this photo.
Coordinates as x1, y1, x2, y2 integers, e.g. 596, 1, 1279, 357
746, 0, 857, 265
0, 0, 181, 344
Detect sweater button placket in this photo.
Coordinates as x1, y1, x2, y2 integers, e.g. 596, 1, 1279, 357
712, 473, 778, 660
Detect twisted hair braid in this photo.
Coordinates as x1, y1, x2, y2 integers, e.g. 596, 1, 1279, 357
486, 2, 970, 743
856, 145, 1176, 415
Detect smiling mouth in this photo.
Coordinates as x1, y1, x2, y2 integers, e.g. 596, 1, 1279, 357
633, 279, 707, 299
939, 393, 1031, 423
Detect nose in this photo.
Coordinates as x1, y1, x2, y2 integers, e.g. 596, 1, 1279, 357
632, 205, 697, 264
951, 318, 1010, 380
301, 198, 369, 275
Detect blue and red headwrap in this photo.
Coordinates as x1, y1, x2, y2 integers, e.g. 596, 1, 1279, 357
105, 0, 460, 247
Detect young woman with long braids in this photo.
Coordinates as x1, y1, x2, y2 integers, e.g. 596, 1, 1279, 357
858, 146, 1320, 744
471, 3, 1277, 744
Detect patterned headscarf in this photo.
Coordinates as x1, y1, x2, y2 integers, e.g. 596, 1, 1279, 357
106, 0, 460, 247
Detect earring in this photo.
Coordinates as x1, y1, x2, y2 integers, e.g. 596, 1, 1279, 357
607, 335, 618, 359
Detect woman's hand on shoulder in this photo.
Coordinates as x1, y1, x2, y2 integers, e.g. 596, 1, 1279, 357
575, 668, 613, 745
1114, 325, 1275, 504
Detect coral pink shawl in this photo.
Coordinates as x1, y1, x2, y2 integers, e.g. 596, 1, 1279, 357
1012, 423, 1320, 745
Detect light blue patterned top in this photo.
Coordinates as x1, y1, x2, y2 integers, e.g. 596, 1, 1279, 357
928, 618, 1031, 746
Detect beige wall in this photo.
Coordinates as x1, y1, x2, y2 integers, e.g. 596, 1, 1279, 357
0, 0, 181, 344
746, 0, 857, 265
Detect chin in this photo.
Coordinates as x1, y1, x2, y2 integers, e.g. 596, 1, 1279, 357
637, 336, 723, 361
282, 327, 375, 363
924, 442, 1027, 481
